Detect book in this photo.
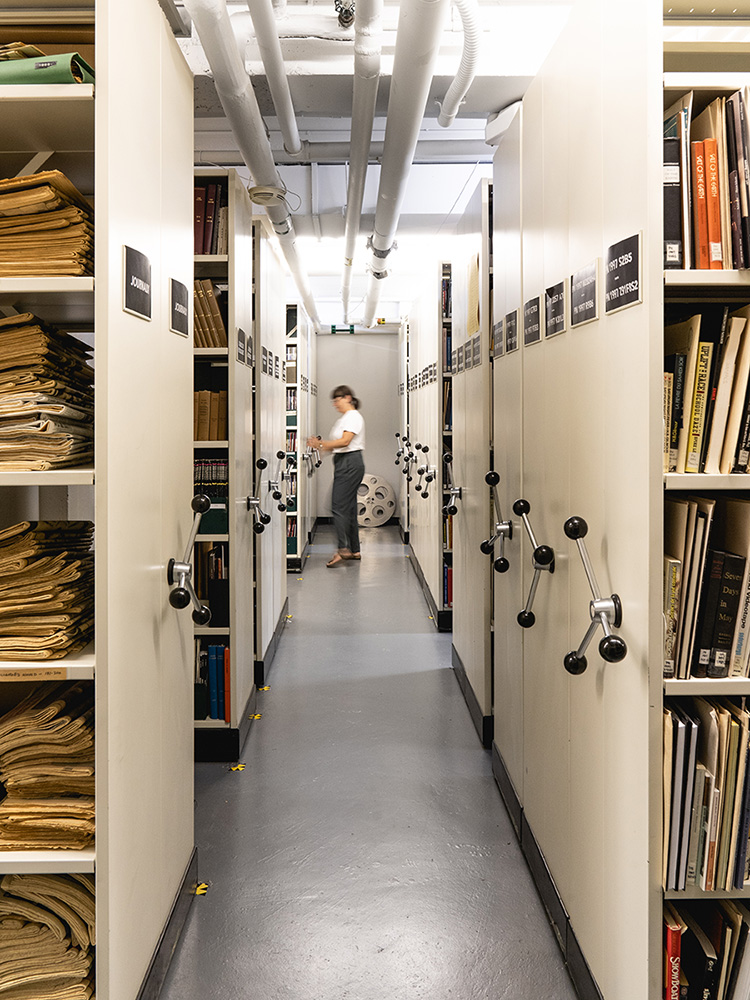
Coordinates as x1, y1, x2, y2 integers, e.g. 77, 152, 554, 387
685, 337, 714, 473
726, 95, 747, 270
705, 137, 726, 270
201, 280, 228, 348
194, 185, 206, 256
665, 903, 686, 1000
665, 92, 694, 269
682, 499, 715, 679
665, 554, 683, 678
719, 306, 750, 474
692, 141, 709, 269
694, 550, 727, 677
704, 312, 742, 475
224, 646, 231, 724
665, 315, 702, 473
208, 644, 219, 719
708, 552, 746, 678
664, 708, 675, 886
665, 125, 684, 268
709, 498, 750, 676
693, 96, 733, 271
677, 705, 700, 891
679, 908, 719, 1000
665, 371, 674, 472
666, 353, 688, 472
667, 705, 688, 890
202, 183, 217, 255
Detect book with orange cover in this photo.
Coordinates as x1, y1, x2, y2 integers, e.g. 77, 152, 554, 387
692, 141, 709, 269
705, 137, 724, 270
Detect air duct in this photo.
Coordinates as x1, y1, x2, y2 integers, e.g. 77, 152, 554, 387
182, 0, 321, 329
361, 0, 451, 327
341, 0, 383, 323
436, 0, 481, 128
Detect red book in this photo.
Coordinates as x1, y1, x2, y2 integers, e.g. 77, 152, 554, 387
704, 137, 724, 269
224, 647, 231, 724
663, 904, 684, 1000
194, 185, 206, 256
202, 183, 217, 255
691, 141, 709, 269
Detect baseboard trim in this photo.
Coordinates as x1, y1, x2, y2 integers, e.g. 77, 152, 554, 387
491, 745, 603, 1000
254, 596, 290, 687
399, 524, 409, 545
136, 849, 198, 1000
451, 644, 492, 748
194, 685, 258, 762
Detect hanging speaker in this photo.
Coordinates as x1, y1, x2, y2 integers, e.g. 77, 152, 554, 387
357, 475, 397, 527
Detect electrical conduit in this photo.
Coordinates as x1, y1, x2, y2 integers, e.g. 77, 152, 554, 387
436, 0, 481, 128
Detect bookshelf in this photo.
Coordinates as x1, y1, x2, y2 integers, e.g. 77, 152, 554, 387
0, 3, 196, 999
441, 263, 453, 625
251, 218, 290, 686
285, 302, 315, 572
193, 168, 257, 762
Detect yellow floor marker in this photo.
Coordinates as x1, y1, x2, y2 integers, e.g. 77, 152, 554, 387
258, 685, 270, 691
194, 883, 209, 896
249, 713, 262, 720
229, 763, 246, 772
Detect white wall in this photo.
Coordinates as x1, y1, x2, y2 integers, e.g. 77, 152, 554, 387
313, 333, 400, 519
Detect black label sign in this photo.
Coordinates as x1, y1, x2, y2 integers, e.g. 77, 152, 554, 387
457, 345, 465, 373
123, 246, 151, 320
605, 233, 641, 313
262, 346, 268, 375
237, 327, 246, 364
243, 329, 254, 367
274, 354, 280, 379
465, 341, 473, 370
545, 281, 566, 337
505, 310, 518, 353
473, 335, 481, 367
169, 278, 189, 336
571, 260, 598, 327
451, 349, 457, 373
523, 297, 541, 346
493, 319, 504, 358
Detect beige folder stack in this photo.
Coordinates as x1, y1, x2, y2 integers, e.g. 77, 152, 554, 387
0, 872, 95, 998
0, 682, 94, 851
0, 521, 94, 661
0, 313, 93, 470
0, 171, 94, 277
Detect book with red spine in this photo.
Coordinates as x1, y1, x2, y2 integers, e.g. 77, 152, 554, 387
692, 141, 709, 269
705, 137, 724, 270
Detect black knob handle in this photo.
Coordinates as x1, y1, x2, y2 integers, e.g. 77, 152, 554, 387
416, 485, 422, 493
272, 489, 282, 500
513, 499, 530, 516
485, 471, 499, 486
534, 545, 554, 566
564, 652, 587, 675
256, 458, 267, 470
192, 494, 211, 514
253, 522, 265, 534
192, 606, 212, 626
395, 459, 400, 465
415, 443, 422, 450
422, 445, 429, 454
517, 610, 535, 629
444, 453, 453, 464
278, 503, 287, 512
599, 634, 627, 663
395, 432, 401, 439
260, 512, 272, 525
276, 450, 285, 460
564, 516, 588, 540
169, 587, 190, 610
443, 504, 458, 517
315, 461, 321, 468
480, 539, 494, 555
494, 557, 509, 573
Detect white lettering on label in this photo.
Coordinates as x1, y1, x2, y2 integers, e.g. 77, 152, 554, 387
130, 275, 150, 294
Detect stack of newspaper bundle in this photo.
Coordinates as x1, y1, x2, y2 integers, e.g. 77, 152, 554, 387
0, 521, 94, 661
0, 872, 95, 998
0, 313, 93, 471
0, 683, 94, 851
0, 171, 94, 277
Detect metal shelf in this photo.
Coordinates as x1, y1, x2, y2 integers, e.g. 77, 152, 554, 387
0, 848, 95, 875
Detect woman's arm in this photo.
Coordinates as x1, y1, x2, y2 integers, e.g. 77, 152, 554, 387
307, 430, 355, 452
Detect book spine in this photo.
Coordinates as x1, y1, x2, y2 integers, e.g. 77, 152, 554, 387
194, 185, 206, 256
692, 142, 709, 269
669, 353, 687, 473
202, 183, 217, 255
693, 550, 725, 677
708, 551, 746, 677
705, 137, 725, 269
664, 919, 682, 1000
664, 557, 682, 678
224, 646, 231, 724
664, 136, 683, 269
217, 643, 225, 720
685, 342, 713, 473
664, 372, 674, 473
208, 645, 219, 719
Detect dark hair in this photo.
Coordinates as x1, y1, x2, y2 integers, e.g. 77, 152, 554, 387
331, 384, 360, 409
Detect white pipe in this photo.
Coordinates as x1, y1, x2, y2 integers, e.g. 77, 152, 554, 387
183, 0, 321, 330
244, 0, 302, 155
341, 0, 383, 323
436, 0, 481, 128
198, 139, 492, 164
362, 0, 450, 327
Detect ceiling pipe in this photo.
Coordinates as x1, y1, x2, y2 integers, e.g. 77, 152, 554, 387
341, 0, 383, 323
240, 0, 302, 155
436, 0, 481, 128
361, 0, 451, 327
182, 0, 321, 330
197, 139, 492, 165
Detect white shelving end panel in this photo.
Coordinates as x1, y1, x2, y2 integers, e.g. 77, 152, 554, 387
0, 468, 94, 487
0, 848, 95, 875
664, 474, 750, 490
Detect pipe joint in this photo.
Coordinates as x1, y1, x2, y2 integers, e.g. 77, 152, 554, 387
272, 218, 293, 236
366, 236, 396, 259
371, 268, 389, 280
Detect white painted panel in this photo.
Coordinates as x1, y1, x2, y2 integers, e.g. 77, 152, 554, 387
452, 181, 492, 716
491, 113, 526, 800
95, 2, 194, 998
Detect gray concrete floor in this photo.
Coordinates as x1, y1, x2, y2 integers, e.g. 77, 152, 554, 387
159, 525, 579, 1000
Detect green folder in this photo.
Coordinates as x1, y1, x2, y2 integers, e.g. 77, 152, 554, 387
0, 52, 95, 85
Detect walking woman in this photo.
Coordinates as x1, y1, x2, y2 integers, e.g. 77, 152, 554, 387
307, 385, 365, 567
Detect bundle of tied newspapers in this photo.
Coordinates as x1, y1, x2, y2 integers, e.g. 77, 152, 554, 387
0, 312, 93, 471
0, 170, 94, 277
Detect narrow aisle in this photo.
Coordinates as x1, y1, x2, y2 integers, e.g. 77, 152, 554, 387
160, 526, 578, 1000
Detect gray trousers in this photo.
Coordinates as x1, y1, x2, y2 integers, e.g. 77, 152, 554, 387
331, 451, 364, 552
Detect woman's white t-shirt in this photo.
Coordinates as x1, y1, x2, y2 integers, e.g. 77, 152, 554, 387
330, 409, 365, 452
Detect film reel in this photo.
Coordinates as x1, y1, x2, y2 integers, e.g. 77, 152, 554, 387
357, 474, 397, 527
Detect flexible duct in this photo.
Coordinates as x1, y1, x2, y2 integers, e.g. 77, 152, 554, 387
183, 0, 321, 329
436, 0, 481, 128
341, 0, 383, 323
243, 0, 302, 155
362, 0, 451, 327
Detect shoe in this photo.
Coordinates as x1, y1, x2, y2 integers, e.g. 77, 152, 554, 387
349, 553, 361, 560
